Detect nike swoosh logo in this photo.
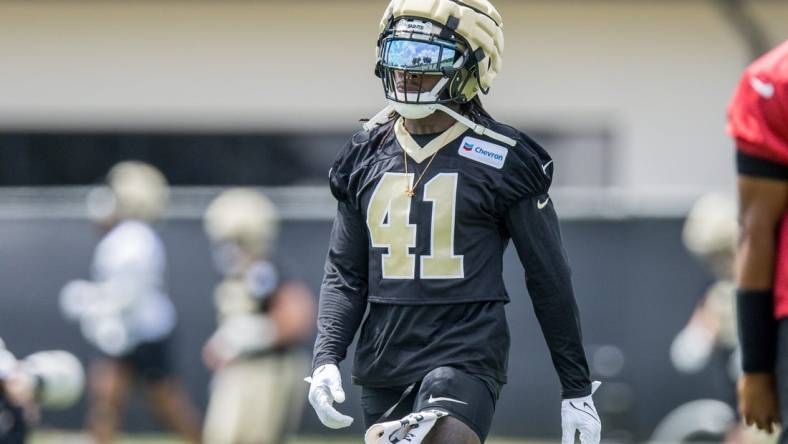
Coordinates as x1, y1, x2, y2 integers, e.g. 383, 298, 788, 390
750, 76, 775, 99
541, 160, 554, 176
427, 395, 467, 405
537, 198, 550, 209
570, 401, 600, 424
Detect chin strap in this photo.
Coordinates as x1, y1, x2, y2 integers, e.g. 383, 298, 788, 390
362, 104, 517, 148
434, 104, 517, 147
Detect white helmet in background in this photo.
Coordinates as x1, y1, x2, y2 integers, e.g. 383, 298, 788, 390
87, 161, 169, 223
683, 193, 738, 259
204, 189, 280, 275
22, 351, 85, 409
683, 193, 738, 279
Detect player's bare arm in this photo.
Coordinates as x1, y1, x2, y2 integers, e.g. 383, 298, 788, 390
736, 175, 788, 433
268, 281, 317, 345
737, 175, 788, 288
727, 40, 788, 438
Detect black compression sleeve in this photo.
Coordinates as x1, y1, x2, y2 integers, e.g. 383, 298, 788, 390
312, 201, 369, 371
737, 289, 777, 372
504, 195, 592, 398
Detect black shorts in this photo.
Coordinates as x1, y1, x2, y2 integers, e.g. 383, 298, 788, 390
361, 367, 500, 442
117, 336, 173, 384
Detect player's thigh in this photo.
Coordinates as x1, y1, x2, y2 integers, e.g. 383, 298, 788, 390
413, 367, 498, 443
89, 359, 132, 403
361, 384, 419, 430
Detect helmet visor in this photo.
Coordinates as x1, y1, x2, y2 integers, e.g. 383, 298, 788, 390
380, 38, 459, 72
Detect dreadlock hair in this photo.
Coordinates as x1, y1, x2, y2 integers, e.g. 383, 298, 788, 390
461, 95, 493, 121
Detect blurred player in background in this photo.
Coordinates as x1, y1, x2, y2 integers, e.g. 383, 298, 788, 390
674, 194, 739, 384
308, 1, 600, 443
727, 40, 788, 438
202, 188, 315, 444
59, 161, 201, 444
0, 337, 85, 443
661, 194, 753, 442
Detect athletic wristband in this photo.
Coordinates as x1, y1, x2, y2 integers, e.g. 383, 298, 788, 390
736, 289, 777, 372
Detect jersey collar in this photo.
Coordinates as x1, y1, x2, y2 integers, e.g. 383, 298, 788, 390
394, 117, 468, 164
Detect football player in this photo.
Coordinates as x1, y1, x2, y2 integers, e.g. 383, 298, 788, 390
728, 40, 788, 437
672, 194, 738, 379
307, 1, 601, 443
668, 194, 748, 442
59, 161, 201, 444
202, 189, 316, 444
0, 338, 85, 444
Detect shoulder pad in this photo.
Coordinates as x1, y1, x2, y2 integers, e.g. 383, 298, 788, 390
329, 121, 395, 204
352, 128, 371, 145
329, 130, 375, 204
496, 124, 554, 205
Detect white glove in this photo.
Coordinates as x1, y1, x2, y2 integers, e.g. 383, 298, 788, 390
23, 351, 85, 409
561, 381, 602, 444
306, 364, 354, 429
59, 280, 101, 321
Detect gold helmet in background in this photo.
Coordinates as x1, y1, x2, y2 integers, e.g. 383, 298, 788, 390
87, 161, 169, 222
682, 193, 738, 259
682, 193, 738, 279
204, 188, 279, 261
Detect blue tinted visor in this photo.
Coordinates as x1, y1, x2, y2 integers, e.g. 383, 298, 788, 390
380, 39, 459, 72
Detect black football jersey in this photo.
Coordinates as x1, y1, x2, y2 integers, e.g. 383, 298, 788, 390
314, 114, 592, 398
327, 115, 552, 305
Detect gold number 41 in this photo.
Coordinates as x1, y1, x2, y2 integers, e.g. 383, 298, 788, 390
366, 172, 464, 280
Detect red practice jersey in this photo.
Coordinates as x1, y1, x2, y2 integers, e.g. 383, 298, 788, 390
728, 40, 788, 318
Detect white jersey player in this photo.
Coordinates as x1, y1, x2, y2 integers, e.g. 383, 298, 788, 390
61, 219, 176, 357
60, 161, 201, 444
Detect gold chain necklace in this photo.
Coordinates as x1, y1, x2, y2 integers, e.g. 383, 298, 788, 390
402, 149, 439, 197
